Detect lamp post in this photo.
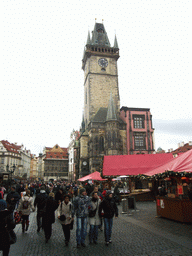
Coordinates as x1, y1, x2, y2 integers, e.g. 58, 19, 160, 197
6, 164, 16, 189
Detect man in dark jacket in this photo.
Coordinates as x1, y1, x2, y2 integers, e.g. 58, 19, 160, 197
34, 185, 48, 232
43, 192, 58, 243
6, 186, 20, 219
99, 190, 118, 246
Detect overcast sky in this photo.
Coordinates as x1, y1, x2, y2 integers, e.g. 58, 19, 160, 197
1, 0, 191, 155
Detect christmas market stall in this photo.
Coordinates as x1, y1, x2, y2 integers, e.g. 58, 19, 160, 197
102, 153, 174, 201
145, 149, 192, 223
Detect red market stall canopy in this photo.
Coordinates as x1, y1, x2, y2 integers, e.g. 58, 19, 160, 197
145, 149, 192, 176
103, 153, 174, 176
78, 171, 106, 181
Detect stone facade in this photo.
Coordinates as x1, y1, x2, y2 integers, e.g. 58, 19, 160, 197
77, 23, 127, 177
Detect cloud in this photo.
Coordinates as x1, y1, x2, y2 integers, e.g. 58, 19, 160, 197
153, 119, 192, 136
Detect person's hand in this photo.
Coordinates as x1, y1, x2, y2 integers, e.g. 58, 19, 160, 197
58, 216, 60, 219
115, 216, 118, 219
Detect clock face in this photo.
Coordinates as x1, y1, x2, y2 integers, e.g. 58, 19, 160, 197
98, 58, 108, 68
83, 161, 87, 166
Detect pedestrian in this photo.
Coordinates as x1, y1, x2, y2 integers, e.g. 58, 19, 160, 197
73, 187, 92, 248
34, 185, 48, 232
99, 190, 118, 246
91, 186, 103, 231
89, 192, 101, 244
114, 183, 120, 205
17, 189, 35, 233
57, 195, 74, 246
6, 186, 20, 220
0, 193, 16, 256
43, 192, 58, 243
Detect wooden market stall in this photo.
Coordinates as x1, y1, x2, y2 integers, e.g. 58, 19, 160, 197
145, 149, 192, 223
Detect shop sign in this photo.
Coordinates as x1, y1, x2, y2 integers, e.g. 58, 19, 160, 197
177, 185, 183, 195
3, 174, 9, 180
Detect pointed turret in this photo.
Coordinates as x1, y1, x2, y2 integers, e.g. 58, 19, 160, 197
91, 23, 111, 46
86, 31, 91, 45
81, 114, 85, 134
106, 93, 117, 121
114, 34, 119, 48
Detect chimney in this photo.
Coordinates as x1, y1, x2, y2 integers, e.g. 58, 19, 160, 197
178, 143, 180, 148
181, 142, 184, 147
170, 148, 173, 152
189, 141, 192, 146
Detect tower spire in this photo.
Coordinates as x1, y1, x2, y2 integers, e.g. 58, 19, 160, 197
86, 30, 91, 45
114, 34, 119, 48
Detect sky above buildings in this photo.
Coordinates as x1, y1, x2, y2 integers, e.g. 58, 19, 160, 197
1, 0, 191, 155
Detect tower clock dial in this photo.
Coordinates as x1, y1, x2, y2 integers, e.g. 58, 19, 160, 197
98, 58, 108, 68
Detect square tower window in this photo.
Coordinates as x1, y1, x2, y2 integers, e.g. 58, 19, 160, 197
133, 115, 145, 129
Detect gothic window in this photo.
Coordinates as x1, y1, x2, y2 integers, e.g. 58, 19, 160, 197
99, 136, 104, 153
94, 136, 99, 153
133, 115, 145, 129
134, 133, 146, 150
108, 132, 111, 148
112, 132, 116, 148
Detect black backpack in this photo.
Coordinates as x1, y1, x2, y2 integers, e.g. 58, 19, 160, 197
23, 200, 29, 209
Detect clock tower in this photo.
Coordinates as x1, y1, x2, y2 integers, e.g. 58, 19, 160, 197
82, 22, 120, 128
77, 22, 127, 177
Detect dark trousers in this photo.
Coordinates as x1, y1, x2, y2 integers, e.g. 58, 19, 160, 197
37, 213, 44, 229
62, 224, 71, 242
44, 222, 52, 240
22, 215, 29, 230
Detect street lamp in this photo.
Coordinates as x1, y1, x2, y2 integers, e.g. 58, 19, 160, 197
6, 164, 16, 189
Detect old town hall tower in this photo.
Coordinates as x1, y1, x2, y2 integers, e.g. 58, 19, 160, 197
78, 22, 127, 177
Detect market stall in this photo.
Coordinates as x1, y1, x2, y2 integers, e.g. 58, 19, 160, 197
145, 149, 192, 223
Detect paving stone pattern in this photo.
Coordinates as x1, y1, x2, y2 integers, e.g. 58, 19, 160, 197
1, 201, 192, 256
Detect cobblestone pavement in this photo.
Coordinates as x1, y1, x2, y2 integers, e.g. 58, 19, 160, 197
1, 201, 192, 256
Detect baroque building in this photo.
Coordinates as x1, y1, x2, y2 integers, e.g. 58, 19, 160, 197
43, 144, 68, 181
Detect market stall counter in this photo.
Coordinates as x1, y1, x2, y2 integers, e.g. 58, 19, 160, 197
156, 196, 192, 223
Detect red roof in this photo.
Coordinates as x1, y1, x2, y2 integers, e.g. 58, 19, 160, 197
1, 140, 21, 154
171, 143, 192, 154
145, 149, 192, 176
103, 153, 174, 176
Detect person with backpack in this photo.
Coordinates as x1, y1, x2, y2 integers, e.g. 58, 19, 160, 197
17, 189, 34, 233
34, 185, 48, 232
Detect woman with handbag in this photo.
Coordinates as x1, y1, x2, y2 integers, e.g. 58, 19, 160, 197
17, 189, 35, 233
57, 195, 74, 246
88, 192, 101, 244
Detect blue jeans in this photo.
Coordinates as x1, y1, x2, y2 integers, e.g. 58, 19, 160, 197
89, 225, 99, 243
104, 218, 113, 242
76, 217, 88, 244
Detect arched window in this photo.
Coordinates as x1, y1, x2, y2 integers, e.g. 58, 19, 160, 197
112, 132, 116, 148
108, 132, 111, 148
95, 136, 99, 152
99, 136, 104, 153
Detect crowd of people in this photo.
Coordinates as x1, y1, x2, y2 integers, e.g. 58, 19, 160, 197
0, 181, 120, 255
